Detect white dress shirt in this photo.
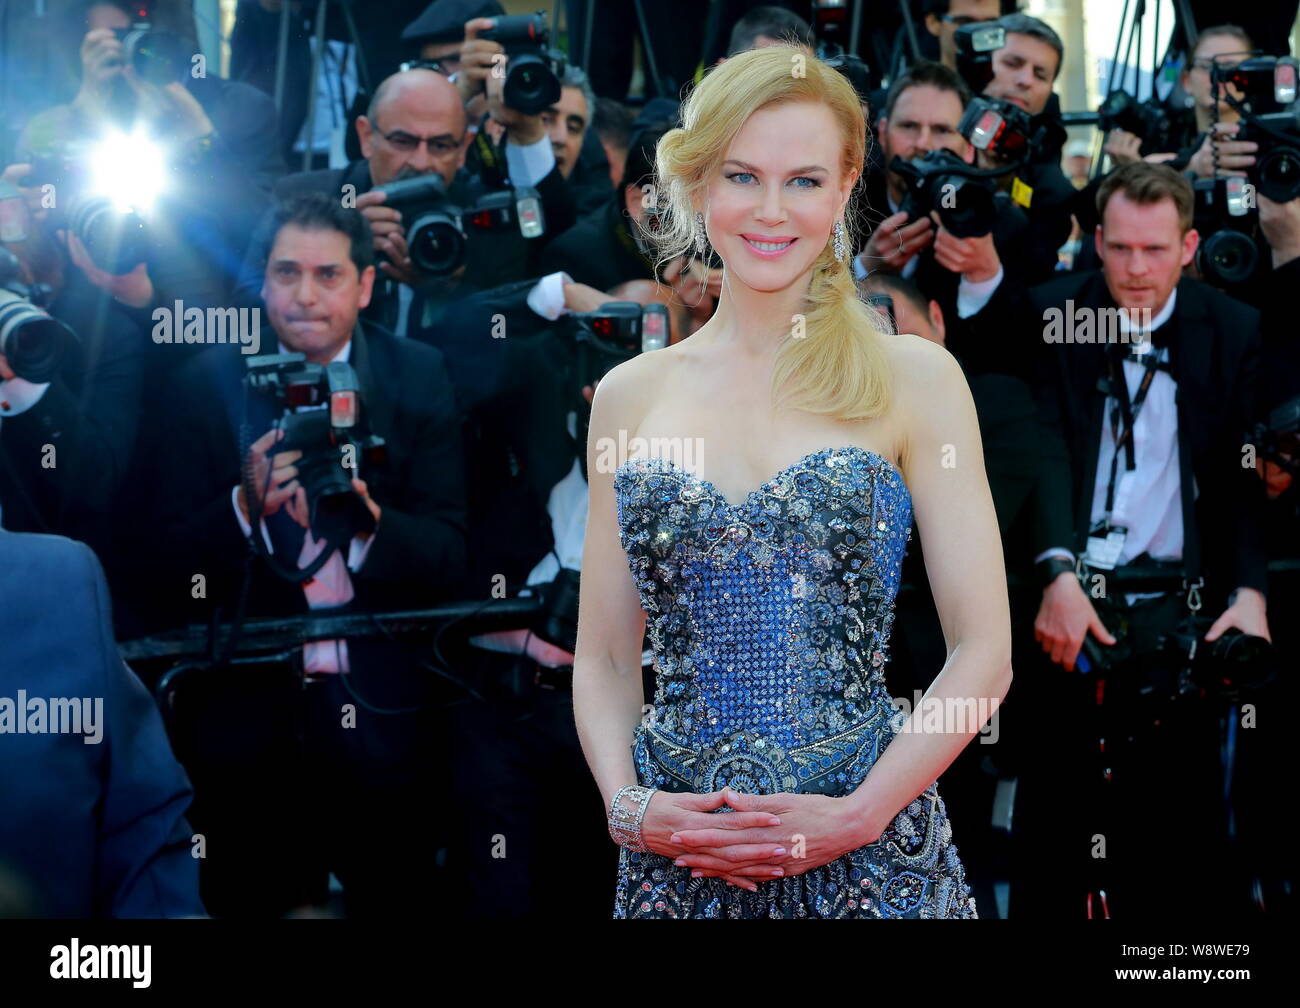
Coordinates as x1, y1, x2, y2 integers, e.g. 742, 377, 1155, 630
231, 339, 375, 674
1036, 290, 1189, 600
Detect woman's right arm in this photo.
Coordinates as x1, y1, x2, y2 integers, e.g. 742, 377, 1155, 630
572, 362, 653, 814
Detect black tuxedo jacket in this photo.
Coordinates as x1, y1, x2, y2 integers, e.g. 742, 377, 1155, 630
416, 279, 580, 596
1028, 271, 1268, 601
140, 321, 467, 633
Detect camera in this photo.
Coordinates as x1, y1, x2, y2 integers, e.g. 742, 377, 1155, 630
243, 353, 387, 559
1213, 56, 1300, 202
0, 248, 72, 384
1193, 176, 1260, 287
479, 11, 566, 116
891, 150, 998, 239
1097, 89, 1174, 154
374, 175, 544, 276
113, 19, 190, 87
565, 300, 669, 392
954, 20, 1006, 94
959, 96, 1039, 164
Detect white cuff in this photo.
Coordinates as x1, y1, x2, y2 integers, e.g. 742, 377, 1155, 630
852, 254, 869, 281
1034, 547, 1075, 565
957, 265, 1003, 319
504, 132, 555, 188
0, 376, 52, 418
527, 271, 574, 321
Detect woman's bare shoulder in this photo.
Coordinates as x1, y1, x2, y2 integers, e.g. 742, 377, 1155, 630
587, 345, 678, 436
878, 330, 969, 413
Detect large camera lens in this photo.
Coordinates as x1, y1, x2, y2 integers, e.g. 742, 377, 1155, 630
123, 27, 189, 86
1198, 230, 1259, 286
503, 55, 561, 117
1256, 144, 1300, 202
68, 196, 148, 274
934, 175, 996, 239
406, 211, 466, 275
0, 289, 73, 383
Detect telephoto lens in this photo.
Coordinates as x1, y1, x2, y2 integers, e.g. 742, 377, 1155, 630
0, 249, 73, 384
67, 196, 149, 275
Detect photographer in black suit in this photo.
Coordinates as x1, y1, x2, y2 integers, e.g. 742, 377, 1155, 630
145, 193, 467, 917
1014, 163, 1270, 918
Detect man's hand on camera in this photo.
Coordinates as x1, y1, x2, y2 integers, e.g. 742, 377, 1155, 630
1104, 127, 1144, 166
1258, 192, 1300, 268
354, 190, 419, 287
59, 229, 154, 308
856, 210, 933, 275
457, 17, 503, 106
562, 280, 610, 314
0, 353, 15, 381
236, 428, 307, 528
1034, 570, 1117, 671
75, 28, 125, 107
1204, 586, 1270, 643
929, 214, 1000, 283
1, 163, 46, 220
1188, 122, 1256, 179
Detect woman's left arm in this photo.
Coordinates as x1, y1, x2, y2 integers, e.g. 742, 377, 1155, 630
841, 337, 1013, 841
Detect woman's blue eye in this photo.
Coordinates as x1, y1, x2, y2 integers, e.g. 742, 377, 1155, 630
792, 176, 821, 188
727, 171, 755, 184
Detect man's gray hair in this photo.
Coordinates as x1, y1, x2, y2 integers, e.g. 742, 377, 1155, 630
559, 62, 597, 129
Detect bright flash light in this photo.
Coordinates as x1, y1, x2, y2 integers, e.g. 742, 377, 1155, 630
90, 131, 167, 213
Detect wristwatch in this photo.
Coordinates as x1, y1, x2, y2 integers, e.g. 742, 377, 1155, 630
1036, 555, 1078, 589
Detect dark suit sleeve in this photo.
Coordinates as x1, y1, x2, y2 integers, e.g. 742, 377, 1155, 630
78, 541, 206, 917
355, 345, 467, 594
1226, 307, 1269, 595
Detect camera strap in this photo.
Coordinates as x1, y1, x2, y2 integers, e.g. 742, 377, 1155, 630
472, 113, 506, 189
1101, 347, 1166, 519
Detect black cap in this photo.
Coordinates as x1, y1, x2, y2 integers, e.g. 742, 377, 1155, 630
402, 0, 506, 44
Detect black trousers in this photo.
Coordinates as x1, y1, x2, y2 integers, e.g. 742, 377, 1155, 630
169, 641, 450, 918
442, 647, 618, 920
1008, 593, 1255, 918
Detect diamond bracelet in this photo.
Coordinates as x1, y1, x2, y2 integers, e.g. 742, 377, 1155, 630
607, 784, 657, 852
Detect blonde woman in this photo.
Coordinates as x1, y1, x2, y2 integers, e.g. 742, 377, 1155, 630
573, 44, 1012, 919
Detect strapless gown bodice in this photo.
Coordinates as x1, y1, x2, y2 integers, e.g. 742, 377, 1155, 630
609, 445, 978, 919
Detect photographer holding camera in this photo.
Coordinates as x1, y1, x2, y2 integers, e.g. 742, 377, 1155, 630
852, 61, 1032, 373
1014, 163, 1270, 917
21, 2, 284, 309
238, 62, 575, 337
145, 193, 467, 917
0, 171, 143, 565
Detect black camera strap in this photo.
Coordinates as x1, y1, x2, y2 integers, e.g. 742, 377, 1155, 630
1101, 348, 1166, 519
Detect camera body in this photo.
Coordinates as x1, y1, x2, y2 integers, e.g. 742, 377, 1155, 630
244, 353, 386, 547
954, 21, 1006, 94
892, 149, 998, 239
1097, 89, 1174, 154
960, 95, 1038, 164
565, 300, 669, 392
479, 11, 566, 117
374, 175, 544, 277
1213, 56, 1300, 202
1193, 176, 1260, 287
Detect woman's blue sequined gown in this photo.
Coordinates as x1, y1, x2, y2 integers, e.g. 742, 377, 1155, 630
611, 445, 978, 919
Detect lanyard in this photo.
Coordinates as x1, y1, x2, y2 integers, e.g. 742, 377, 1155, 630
1101, 349, 1167, 520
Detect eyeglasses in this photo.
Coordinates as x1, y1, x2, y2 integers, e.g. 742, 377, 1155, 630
1191, 51, 1255, 73
398, 57, 458, 76
378, 129, 462, 157
939, 14, 991, 27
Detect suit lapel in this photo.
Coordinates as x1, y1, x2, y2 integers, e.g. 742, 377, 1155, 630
348, 324, 396, 443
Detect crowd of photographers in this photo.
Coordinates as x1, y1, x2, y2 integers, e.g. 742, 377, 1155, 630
0, 0, 1296, 919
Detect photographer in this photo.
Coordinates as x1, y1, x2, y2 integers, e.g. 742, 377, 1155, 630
974, 13, 1078, 283
1016, 163, 1270, 917
0, 171, 143, 564
453, 14, 611, 218
21, 1, 285, 308
852, 60, 1031, 372
145, 193, 466, 916
238, 65, 575, 337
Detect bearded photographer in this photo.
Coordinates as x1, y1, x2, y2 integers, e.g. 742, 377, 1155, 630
851, 60, 1032, 377
0, 172, 143, 566
143, 193, 466, 917
1010, 163, 1271, 918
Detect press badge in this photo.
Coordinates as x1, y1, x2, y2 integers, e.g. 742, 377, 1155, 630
1083, 527, 1127, 570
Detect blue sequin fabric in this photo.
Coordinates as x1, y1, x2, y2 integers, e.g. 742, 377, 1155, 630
611, 445, 978, 919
